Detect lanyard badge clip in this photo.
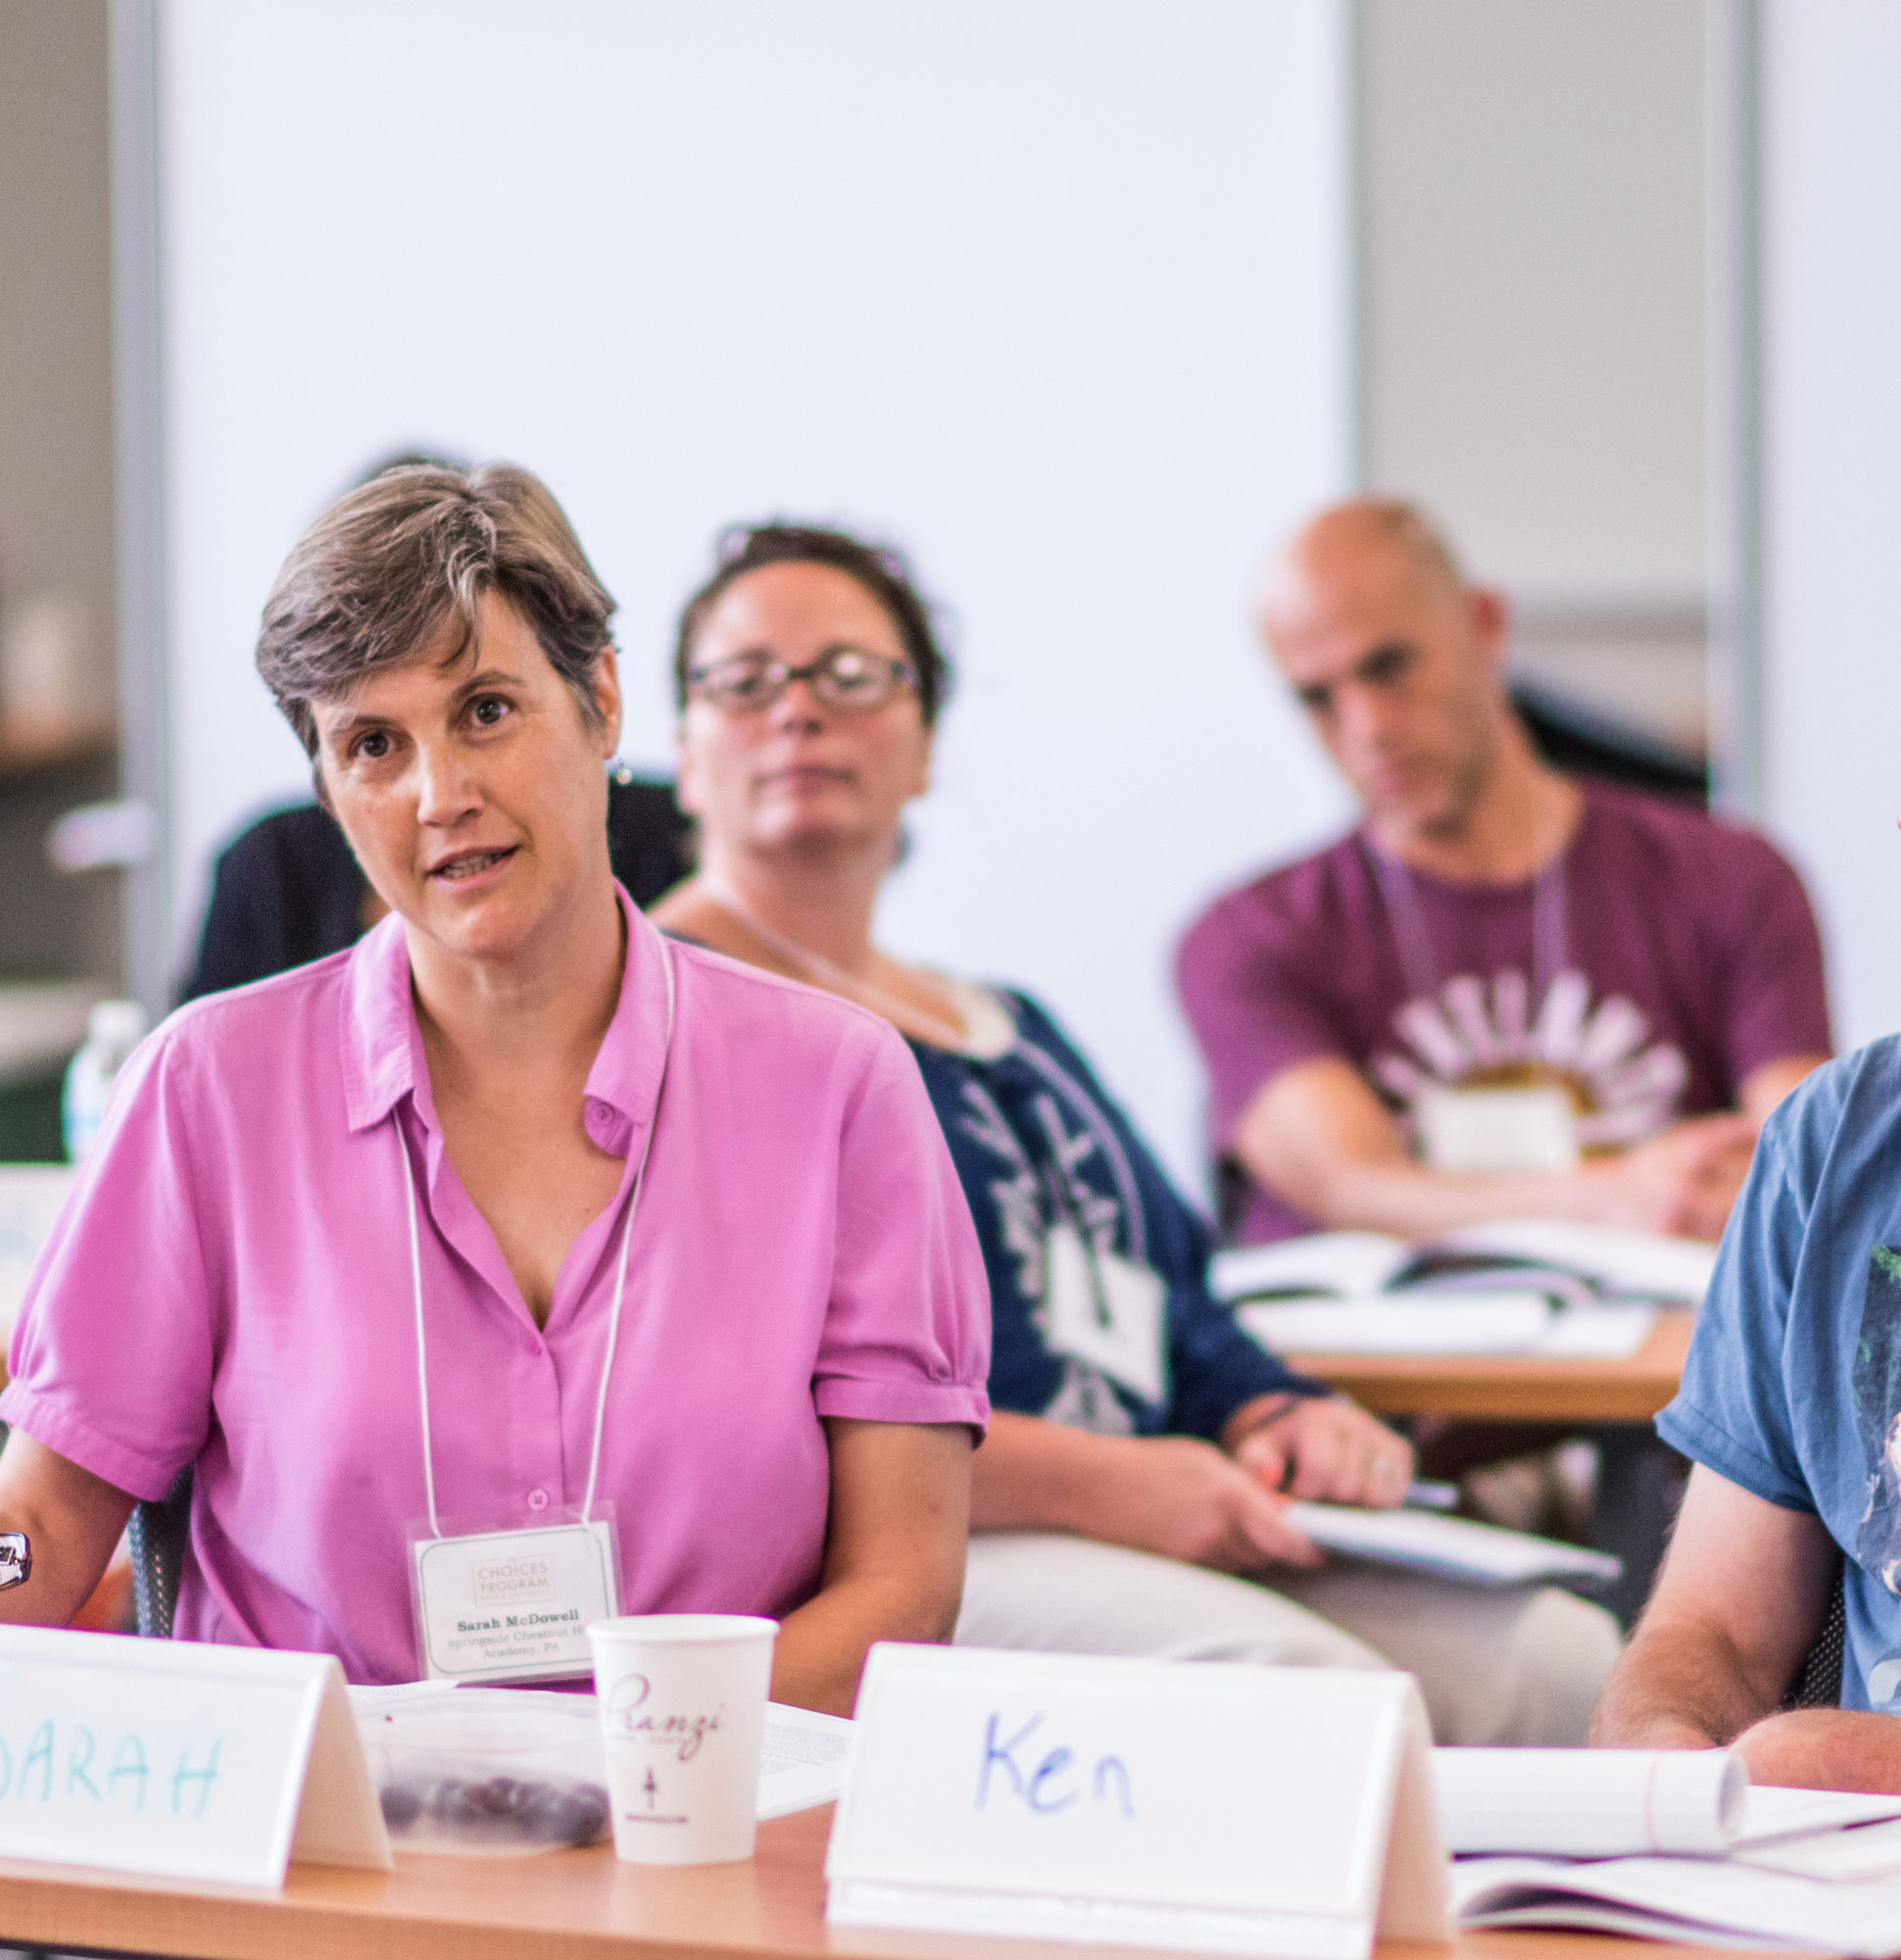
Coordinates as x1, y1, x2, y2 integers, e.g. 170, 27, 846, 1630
404, 922, 676, 1684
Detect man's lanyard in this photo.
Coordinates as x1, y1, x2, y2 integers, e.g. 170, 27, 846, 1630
401, 917, 678, 1540
1362, 834, 1570, 1007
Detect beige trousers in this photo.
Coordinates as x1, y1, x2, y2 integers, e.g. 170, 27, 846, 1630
954, 1532, 1623, 1746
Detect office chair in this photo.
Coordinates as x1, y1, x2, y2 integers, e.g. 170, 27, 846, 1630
127, 1467, 192, 1640
1782, 1569, 1847, 1711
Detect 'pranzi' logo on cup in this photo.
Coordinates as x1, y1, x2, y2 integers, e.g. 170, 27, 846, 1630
474, 1556, 554, 1604
606, 1673, 727, 1761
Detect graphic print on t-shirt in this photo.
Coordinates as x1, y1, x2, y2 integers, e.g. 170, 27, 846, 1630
1365, 967, 1690, 1152
1855, 1248, 1901, 1705
1855, 1249, 1901, 1595
952, 1073, 1144, 1437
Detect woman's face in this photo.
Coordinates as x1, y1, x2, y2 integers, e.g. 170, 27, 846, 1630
676, 562, 933, 861
311, 590, 621, 968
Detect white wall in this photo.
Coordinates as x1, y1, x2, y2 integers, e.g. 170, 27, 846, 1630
0, 1, 115, 703
1760, 2, 1901, 1051
1357, 0, 1707, 598
158, 0, 1354, 1193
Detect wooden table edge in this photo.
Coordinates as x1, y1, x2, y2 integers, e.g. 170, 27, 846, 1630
0, 1801, 1822, 1960
1287, 1310, 1694, 1424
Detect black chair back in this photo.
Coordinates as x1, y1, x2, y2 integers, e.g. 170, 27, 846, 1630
1782, 1567, 1847, 1711
127, 1466, 193, 1639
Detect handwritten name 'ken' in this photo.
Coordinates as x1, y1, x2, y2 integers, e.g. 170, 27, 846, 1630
977, 1713, 1134, 1819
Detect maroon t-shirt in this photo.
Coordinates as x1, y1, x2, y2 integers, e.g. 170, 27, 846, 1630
1175, 782, 1831, 1245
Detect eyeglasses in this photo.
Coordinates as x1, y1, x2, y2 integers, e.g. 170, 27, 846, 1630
687, 645, 917, 714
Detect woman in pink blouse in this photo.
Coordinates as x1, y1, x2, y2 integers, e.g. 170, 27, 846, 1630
0, 465, 990, 1712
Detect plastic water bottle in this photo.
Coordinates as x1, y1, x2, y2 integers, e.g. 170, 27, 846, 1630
63, 1000, 148, 1164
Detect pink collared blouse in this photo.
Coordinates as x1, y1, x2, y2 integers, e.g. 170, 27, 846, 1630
2, 893, 990, 1683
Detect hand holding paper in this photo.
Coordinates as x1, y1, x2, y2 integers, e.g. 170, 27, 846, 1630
1232, 1396, 1415, 1510
1098, 1434, 1325, 1572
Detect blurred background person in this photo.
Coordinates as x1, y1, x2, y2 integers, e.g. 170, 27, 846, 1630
651, 520, 1623, 1745
1177, 500, 1830, 1250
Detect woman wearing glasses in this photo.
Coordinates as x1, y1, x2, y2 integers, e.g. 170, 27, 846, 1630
652, 521, 1623, 1745
0, 469, 988, 1711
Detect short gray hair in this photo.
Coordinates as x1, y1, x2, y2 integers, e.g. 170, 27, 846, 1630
256, 463, 616, 757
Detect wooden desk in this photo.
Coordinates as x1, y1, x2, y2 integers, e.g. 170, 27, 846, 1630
1289, 1312, 1695, 1627
1286, 1310, 1693, 1425
0, 1801, 1781, 1960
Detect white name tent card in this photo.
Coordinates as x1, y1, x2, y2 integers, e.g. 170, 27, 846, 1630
826, 1644, 1450, 1959
0, 1625, 390, 1888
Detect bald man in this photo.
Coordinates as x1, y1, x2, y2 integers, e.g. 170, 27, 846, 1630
1176, 500, 1830, 1247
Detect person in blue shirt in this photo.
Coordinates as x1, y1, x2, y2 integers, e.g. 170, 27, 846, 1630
651, 519, 1624, 1745
1596, 1040, 1901, 1784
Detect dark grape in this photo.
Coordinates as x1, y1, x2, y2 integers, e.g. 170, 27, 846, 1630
397, 1774, 610, 1846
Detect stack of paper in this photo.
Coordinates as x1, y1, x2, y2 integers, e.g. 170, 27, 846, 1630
1439, 1746, 1901, 1953
1213, 1218, 1713, 1360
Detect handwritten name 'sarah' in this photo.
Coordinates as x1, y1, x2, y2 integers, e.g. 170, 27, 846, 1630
0, 1718, 221, 1818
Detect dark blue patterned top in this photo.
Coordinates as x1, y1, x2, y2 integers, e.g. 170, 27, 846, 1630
907, 989, 1322, 1442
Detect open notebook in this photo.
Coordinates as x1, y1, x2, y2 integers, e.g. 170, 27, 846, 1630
1440, 1748, 1901, 1954
1212, 1219, 1715, 1359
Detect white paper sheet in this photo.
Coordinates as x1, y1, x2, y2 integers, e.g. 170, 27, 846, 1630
1212, 1220, 1703, 1338
1536, 1304, 1657, 1357
1734, 1786, 1901, 1847
1453, 1850, 1901, 1955
757, 1701, 853, 1819
1285, 1504, 1622, 1587
1240, 1295, 1654, 1361
1210, 1231, 1411, 1304
1736, 1816, 1901, 1881
1240, 1294, 1553, 1355
1435, 1219, 1716, 1303
1434, 1747, 1745, 1856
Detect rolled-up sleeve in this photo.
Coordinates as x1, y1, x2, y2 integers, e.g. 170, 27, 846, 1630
813, 1026, 991, 1433
2, 1031, 216, 1500
1656, 1096, 1814, 1511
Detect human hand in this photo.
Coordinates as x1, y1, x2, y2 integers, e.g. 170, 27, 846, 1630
1098, 1435, 1323, 1574
1584, 1113, 1759, 1242
1737, 1709, 1901, 1793
1231, 1396, 1414, 1509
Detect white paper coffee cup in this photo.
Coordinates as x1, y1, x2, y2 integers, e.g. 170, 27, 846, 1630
587, 1613, 778, 1865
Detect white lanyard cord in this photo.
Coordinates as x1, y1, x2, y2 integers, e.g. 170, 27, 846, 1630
1366, 836, 1570, 1005
581, 925, 676, 1521
404, 919, 678, 1542
400, 1134, 440, 1539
